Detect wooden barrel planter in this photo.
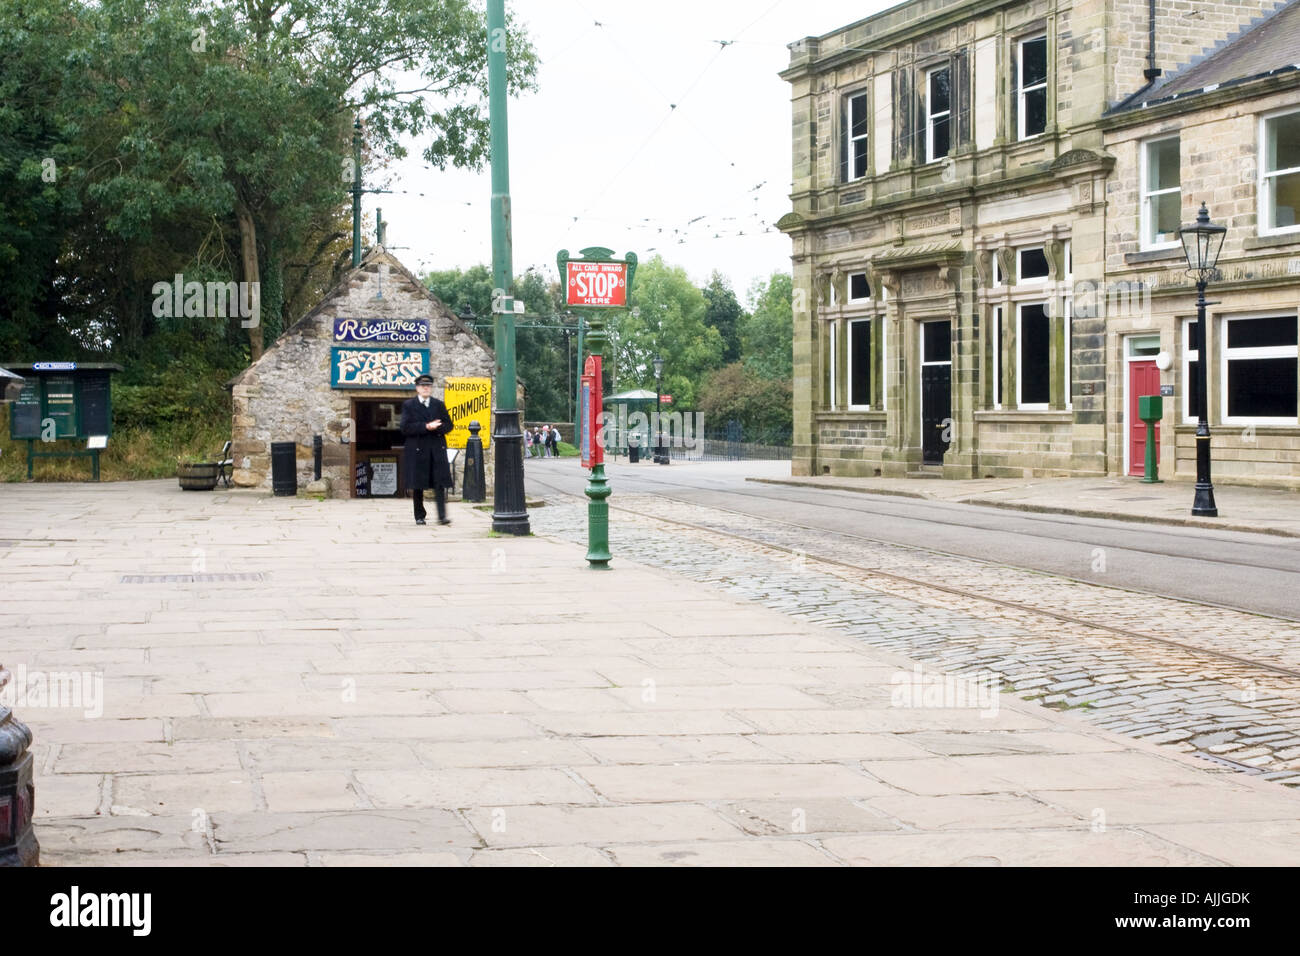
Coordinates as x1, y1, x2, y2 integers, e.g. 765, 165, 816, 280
177, 462, 220, 491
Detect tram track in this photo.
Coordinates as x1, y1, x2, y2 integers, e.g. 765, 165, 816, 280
524, 471, 1300, 683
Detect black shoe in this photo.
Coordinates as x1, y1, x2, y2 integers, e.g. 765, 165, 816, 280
415, 518, 427, 525
438, 518, 451, 526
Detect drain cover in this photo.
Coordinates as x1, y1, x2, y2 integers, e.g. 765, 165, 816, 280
1193, 751, 1266, 774
121, 573, 267, 584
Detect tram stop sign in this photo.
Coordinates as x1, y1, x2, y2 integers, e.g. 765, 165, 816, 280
566, 260, 628, 308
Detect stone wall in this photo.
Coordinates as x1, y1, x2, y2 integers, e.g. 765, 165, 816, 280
229, 249, 496, 498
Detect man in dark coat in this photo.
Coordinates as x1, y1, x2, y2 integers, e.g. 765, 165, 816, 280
400, 375, 455, 526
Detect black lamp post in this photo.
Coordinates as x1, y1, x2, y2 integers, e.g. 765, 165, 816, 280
652, 355, 666, 464
1176, 202, 1226, 518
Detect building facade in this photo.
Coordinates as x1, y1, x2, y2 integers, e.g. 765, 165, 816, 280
229, 248, 497, 498
780, 0, 1298, 484
1101, 1, 1300, 487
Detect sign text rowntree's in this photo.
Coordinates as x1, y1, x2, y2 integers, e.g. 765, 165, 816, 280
566, 261, 628, 308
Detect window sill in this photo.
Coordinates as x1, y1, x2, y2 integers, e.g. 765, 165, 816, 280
1174, 422, 1300, 432
1242, 232, 1300, 252
974, 410, 1073, 423
1124, 246, 1184, 265
818, 409, 887, 421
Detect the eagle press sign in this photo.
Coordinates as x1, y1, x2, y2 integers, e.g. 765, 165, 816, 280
444, 377, 492, 449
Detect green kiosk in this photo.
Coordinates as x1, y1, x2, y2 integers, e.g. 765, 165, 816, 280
4, 362, 122, 480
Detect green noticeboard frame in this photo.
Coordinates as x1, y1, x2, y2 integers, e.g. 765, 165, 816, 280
4, 363, 121, 480
7, 368, 115, 441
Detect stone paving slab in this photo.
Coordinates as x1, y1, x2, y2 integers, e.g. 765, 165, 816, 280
3, 480, 1299, 866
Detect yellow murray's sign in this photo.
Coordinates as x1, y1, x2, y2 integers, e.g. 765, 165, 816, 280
444, 377, 492, 449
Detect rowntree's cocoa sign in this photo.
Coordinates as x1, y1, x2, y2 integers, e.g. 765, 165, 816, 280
333, 318, 429, 343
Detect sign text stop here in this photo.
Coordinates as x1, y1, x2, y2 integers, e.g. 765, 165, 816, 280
566, 261, 627, 307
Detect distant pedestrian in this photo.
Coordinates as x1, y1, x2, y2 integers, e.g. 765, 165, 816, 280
540, 424, 552, 457
547, 425, 560, 457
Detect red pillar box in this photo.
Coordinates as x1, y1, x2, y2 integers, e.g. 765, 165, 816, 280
580, 355, 604, 469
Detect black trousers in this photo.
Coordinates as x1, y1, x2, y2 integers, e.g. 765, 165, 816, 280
413, 487, 446, 521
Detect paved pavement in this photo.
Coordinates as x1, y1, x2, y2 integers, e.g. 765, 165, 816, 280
528, 487, 1300, 784
751, 473, 1300, 538
3, 480, 1299, 866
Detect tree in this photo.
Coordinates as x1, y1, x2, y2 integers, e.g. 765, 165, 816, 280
741, 272, 794, 381
697, 362, 792, 445
2, 0, 538, 364
702, 271, 745, 363
614, 256, 724, 409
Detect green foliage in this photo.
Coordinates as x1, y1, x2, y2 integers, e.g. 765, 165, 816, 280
697, 362, 792, 444
702, 271, 745, 364
615, 256, 723, 408
742, 272, 794, 381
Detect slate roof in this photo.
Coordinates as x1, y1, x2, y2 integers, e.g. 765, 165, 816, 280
1116, 0, 1300, 111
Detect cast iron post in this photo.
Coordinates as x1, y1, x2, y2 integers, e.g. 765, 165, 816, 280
1191, 279, 1218, 516
585, 317, 612, 569
463, 420, 486, 502
351, 118, 362, 268
487, 0, 529, 535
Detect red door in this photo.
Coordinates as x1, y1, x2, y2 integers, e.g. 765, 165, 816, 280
1128, 360, 1160, 477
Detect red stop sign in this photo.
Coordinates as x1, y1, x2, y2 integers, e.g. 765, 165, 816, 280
566, 261, 628, 308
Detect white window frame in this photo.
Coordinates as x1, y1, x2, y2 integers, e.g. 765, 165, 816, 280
1260, 108, 1300, 236
847, 271, 872, 303
1064, 297, 1073, 412
925, 65, 951, 164
1016, 301, 1051, 410
992, 305, 1003, 410
828, 320, 838, 411
1140, 136, 1182, 250
1017, 247, 1050, 285
847, 317, 872, 410
842, 91, 870, 183
1220, 312, 1299, 425
1182, 317, 1204, 424
1017, 35, 1048, 141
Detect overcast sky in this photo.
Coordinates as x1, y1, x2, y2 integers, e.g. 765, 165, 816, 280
377, 0, 892, 305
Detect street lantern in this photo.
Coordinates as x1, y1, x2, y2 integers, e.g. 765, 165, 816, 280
1175, 202, 1225, 517
1178, 202, 1227, 277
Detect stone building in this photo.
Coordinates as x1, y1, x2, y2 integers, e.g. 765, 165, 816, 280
229, 248, 497, 498
1101, 0, 1300, 487
779, 0, 1294, 481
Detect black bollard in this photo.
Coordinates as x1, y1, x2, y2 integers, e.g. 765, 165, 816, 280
462, 421, 486, 503
0, 664, 38, 867
313, 434, 323, 481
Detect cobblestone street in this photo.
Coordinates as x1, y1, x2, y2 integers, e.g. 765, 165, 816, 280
529, 491, 1300, 786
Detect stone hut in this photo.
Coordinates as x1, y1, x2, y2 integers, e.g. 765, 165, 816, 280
229, 247, 497, 498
